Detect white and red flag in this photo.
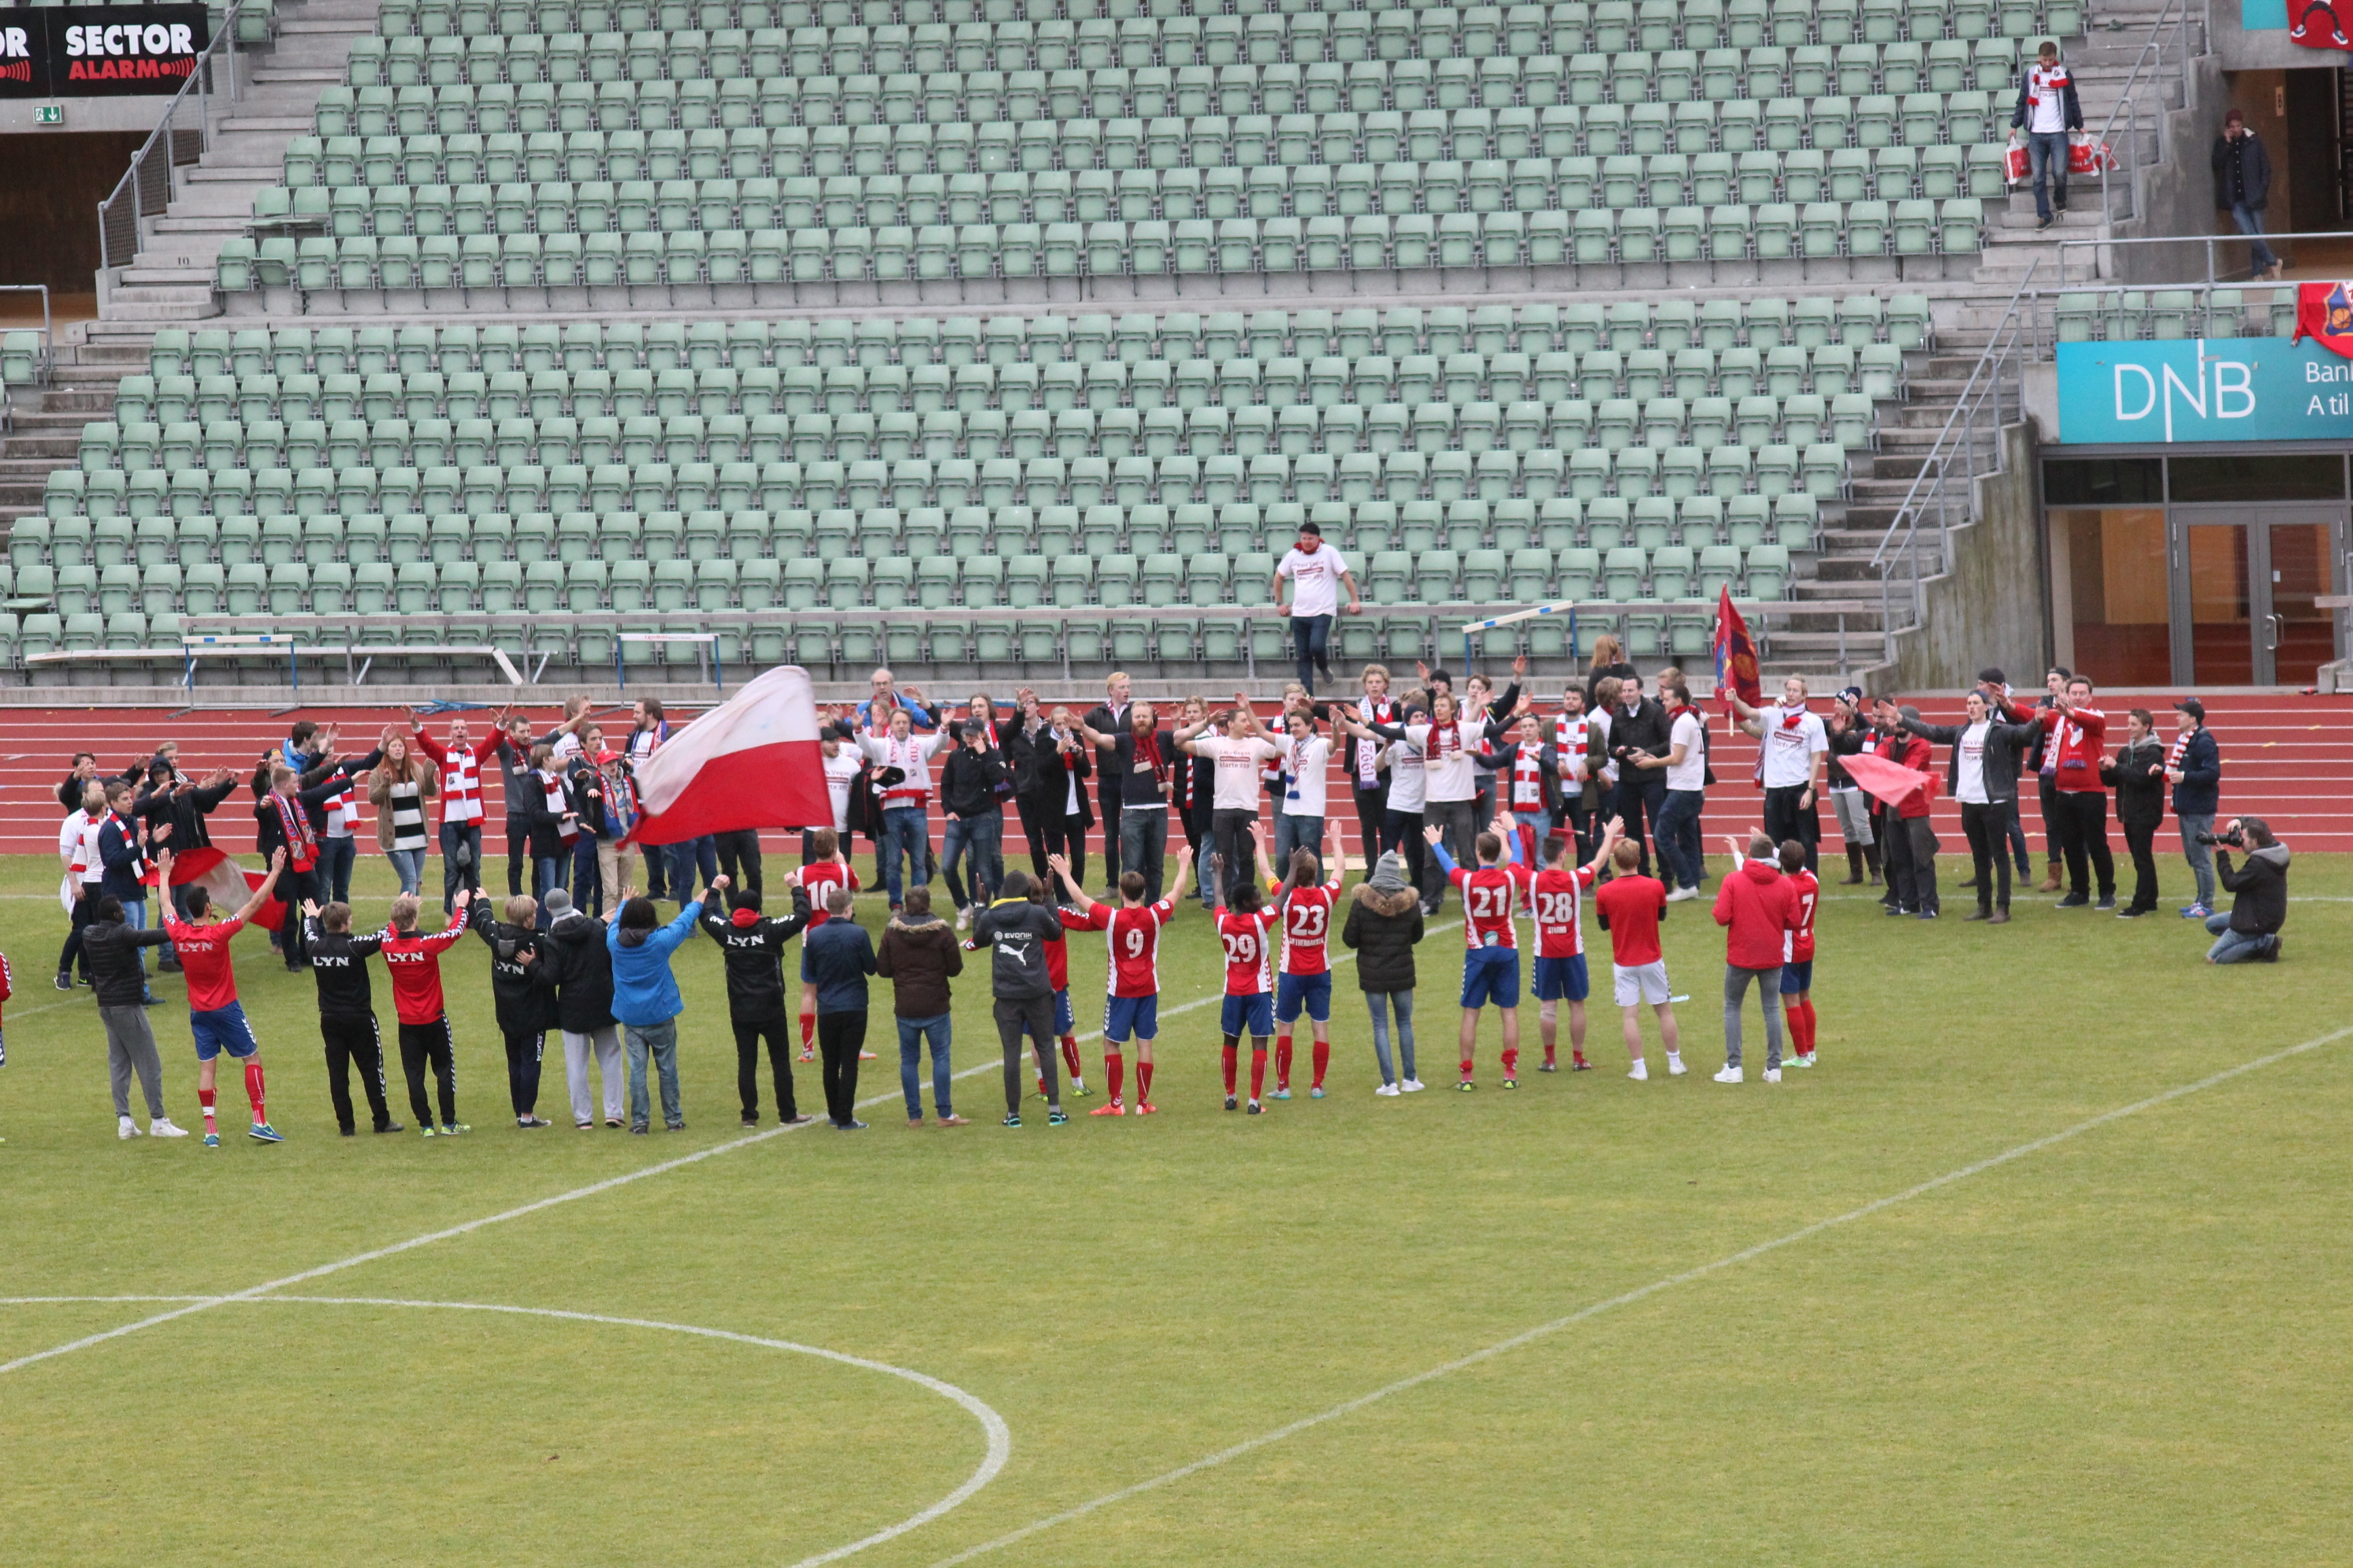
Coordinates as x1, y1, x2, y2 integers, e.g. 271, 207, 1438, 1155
628, 666, 832, 846
147, 846, 287, 932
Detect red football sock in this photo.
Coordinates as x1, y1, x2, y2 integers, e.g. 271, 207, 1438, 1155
1573, 1048, 1589, 1066
798, 1012, 814, 1049
1784, 1004, 1804, 1054
1059, 1034, 1082, 1080
244, 1061, 267, 1123
1310, 1040, 1329, 1089
1137, 1059, 1154, 1103
1275, 1036, 1293, 1089
1249, 1047, 1268, 1101
1460, 1056, 1474, 1080
1222, 1043, 1238, 1096
1502, 1046, 1518, 1078
198, 1086, 217, 1135
1104, 1051, 1124, 1105
1803, 1000, 1818, 1053
1543, 1039, 1558, 1065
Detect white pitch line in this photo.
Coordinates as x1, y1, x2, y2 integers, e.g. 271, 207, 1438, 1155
0, 918, 1459, 1383
924, 1022, 2353, 1565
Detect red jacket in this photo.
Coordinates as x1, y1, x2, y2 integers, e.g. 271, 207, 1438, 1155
2023, 702, 2107, 792
1875, 731, 1936, 818
1713, 856, 1798, 970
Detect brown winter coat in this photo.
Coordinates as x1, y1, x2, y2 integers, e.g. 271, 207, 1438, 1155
876, 912, 965, 1018
365, 752, 439, 850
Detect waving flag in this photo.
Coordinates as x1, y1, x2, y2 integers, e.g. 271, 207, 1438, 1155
2291, 282, 2353, 357
1711, 584, 1761, 714
1841, 751, 1937, 812
628, 665, 831, 846
149, 845, 287, 931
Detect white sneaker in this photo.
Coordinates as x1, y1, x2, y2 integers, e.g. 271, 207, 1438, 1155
1763, 1068, 1782, 1083
1375, 1082, 1401, 1097
1664, 886, 1700, 902
118, 1115, 141, 1139
1628, 1059, 1649, 1081
1666, 1055, 1687, 1076
1400, 1078, 1426, 1093
1713, 1065, 1744, 1084
955, 905, 971, 932
149, 1117, 190, 1138
1789, 1051, 1816, 1068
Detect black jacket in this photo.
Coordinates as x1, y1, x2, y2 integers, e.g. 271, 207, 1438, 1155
566, 754, 611, 839
60, 762, 143, 814
253, 763, 363, 860
1609, 697, 1670, 762
697, 886, 813, 1021
939, 744, 1010, 819
96, 812, 150, 901
2170, 726, 2221, 817
970, 896, 1065, 1000
303, 917, 384, 1021
1340, 884, 1423, 991
537, 909, 618, 1032
84, 913, 170, 1006
2216, 843, 2288, 936
2102, 735, 2168, 831
2212, 130, 2271, 211
1904, 714, 2042, 808
1020, 727, 1094, 824
471, 902, 558, 1034
135, 772, 239, 854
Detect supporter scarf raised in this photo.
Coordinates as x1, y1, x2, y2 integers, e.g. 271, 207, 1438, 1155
272, 791, 318, 871
1355, 695, 1396, 785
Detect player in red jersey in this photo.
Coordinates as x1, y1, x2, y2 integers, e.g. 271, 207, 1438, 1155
1039, 879, 1088, 1101
1051, 843, 1193, 1116
1272, 819, 1348, 1099
380, 888, 478, 1135
1530, 816, 1624, 1073
1594, 831, 1682, 1080
1425, 812, 1534, 1090
154, 847, 287, 1146
1213, 826, 1280, 1114
790, 828, 861, 1062
1773, 838, 1820, 1066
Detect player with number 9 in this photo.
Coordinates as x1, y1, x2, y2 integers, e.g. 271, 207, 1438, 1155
1052, 845, 1193, 1116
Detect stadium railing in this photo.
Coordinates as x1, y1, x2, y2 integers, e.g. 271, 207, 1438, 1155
96, 0, 268, 274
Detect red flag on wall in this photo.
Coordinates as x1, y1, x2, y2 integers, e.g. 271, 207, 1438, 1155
2290, 1, 2353, 52
2290, 282, 2353, 357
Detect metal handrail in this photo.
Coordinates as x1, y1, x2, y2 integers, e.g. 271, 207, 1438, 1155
95, 0, 255, 273
2087, 0, 2205, 233
2055, 229, 2341, 288
1867, 259, 2043, 668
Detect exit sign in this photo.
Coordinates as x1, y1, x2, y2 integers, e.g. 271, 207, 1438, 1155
35, 105, 63, 125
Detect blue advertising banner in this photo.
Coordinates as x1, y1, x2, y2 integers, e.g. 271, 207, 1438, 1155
2055, 338, 2353, 444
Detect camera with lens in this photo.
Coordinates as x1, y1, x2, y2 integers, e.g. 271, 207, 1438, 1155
2195, 828, 2243, 848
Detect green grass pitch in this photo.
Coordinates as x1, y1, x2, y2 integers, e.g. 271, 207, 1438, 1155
1, 850, 2349, 1566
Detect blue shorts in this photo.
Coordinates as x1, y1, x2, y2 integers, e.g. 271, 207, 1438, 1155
1220, 991, 1274, 1038
1780, 960, 1814, 996
1460, 945, 1522, 1009
190, 1001, 259, 1061
1052, 987, 1073, 1035
1532, 953, 1589, 1003
1103, 993, 1160, 1043
1274, 970, 1333, 1025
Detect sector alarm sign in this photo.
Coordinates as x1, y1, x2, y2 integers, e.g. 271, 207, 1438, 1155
0, 6, 210, 98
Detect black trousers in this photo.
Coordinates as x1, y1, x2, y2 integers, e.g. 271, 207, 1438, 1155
1883, 814, 1938, 913
994, 993, 1059, 1115
712, 828, 764, 897
2121, 817, 2160, 912
2055, 789, 2115, 899
816, 1008, 866, 1125
279, 867, 322, 969
1032, 805, 1088, 890
1211, 807, 1259, 903
502, 1027, 545, 1118
1960, 801, 2011, 912
1613, 775, 1666, 877
1384, 806, 1433, 903
398, 1017, 459, 1128
734, 1015, 800, 1122
1099, 780, 1123, 887
1350, 778, 1390, 855
60, 891, 96, 981
2035, 773, 2064, 867
1178, 797, 1214, 900
1016, 793, 1051, 878
321, 1013, 395, 1132
506, 825, 532, 896
441, 820, 482, 911
1761, 784, 1822, 871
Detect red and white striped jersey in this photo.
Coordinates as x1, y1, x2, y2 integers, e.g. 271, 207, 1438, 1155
1278, 878, 1342, 976
1064, 899, 1175, 998
1784, 869, 1820, 964
440, 745, 484, 824
1217, 908, 1276, 996
1450, 863, 1534, 949
793, 861, 859, 928
1532, 864, 1598, 958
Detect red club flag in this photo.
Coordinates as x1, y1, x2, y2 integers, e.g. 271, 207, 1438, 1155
1710, 584, 1762, 714
1839, 751, 1938, 812
151, 845, 287, 931
2289, 281, 2353, 358
628, 665, 832, 846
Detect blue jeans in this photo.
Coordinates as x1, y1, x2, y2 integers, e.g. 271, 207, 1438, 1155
123, 898, 151, 983
625, 1019, 683, 1128
897, 1012, 954, 1120
319, 834, 357, 905
1512, 807, 1551, 864
2230, 202, 2277, 273
878, 805, 931, 909
2027, 129, 2068, 219
940, 812, 1002, 911
2204, 911, 2273, 964
1366, 989, 1415, 1084
2177, 813, 2216, 909
666, 836, 717, 914
1274, 810, 1323, 883
1655, 788, 1706, 891
1119, 807, 1168, 901
533, 854, 565, 927
1291, 611, 1333, 692
388, 847, 426, 896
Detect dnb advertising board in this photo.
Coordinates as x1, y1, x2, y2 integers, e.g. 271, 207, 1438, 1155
2056, 338, 2353, 445
0, 5, 210, 96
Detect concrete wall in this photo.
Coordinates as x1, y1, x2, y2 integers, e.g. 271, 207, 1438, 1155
2110, 54, 2242, 281
1890, 421, 2051, 691
0, 98, 172, 134
2214, 3, 2342, 70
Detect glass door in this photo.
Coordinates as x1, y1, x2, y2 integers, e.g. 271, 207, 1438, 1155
2263, 518, 2338, 687
2171, 508, 2346, 687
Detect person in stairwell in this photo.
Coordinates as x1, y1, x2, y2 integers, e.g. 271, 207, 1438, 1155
2211, 109, 2282, 280
2011, 39, 2082, 231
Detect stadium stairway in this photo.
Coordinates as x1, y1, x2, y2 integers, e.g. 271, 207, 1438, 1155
101, 0, 387, 325
3, 691, 2345, 858
0, 356, 136, 544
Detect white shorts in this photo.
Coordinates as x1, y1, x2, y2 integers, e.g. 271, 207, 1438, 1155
1613, 960, 1672, 1007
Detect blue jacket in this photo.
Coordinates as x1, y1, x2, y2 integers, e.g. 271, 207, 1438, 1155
802, 918, 877, 1015
605, 905, 699, 1027
97, 811, 148, 902
2170, 727, 2221, 817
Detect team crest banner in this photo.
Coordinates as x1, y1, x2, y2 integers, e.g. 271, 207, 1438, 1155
2289, 282, 2353, 358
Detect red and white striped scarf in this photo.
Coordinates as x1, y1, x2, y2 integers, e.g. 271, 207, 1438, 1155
543, 770, 578, 845
2165, 731, 2191, 771
271, 791, 318, 871
321, 773, 358, 836
1511, 748, 1544, 808
441, 744, 484, 824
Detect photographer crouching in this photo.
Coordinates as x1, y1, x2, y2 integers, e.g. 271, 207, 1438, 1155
2203, 816, 2287, 964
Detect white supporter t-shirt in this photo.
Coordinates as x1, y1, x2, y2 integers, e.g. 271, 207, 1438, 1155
2024, 62, 2070, 134
821, 746, 862, 831
1383, 741, 1427, 812
1956, 721, 1990, 804
1275, 545, 1350, 619
1757, 706, 1829, 788
1192, 735, 1283, 812
1280, 735, 1330, 817
1665, 710, 1707, 791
